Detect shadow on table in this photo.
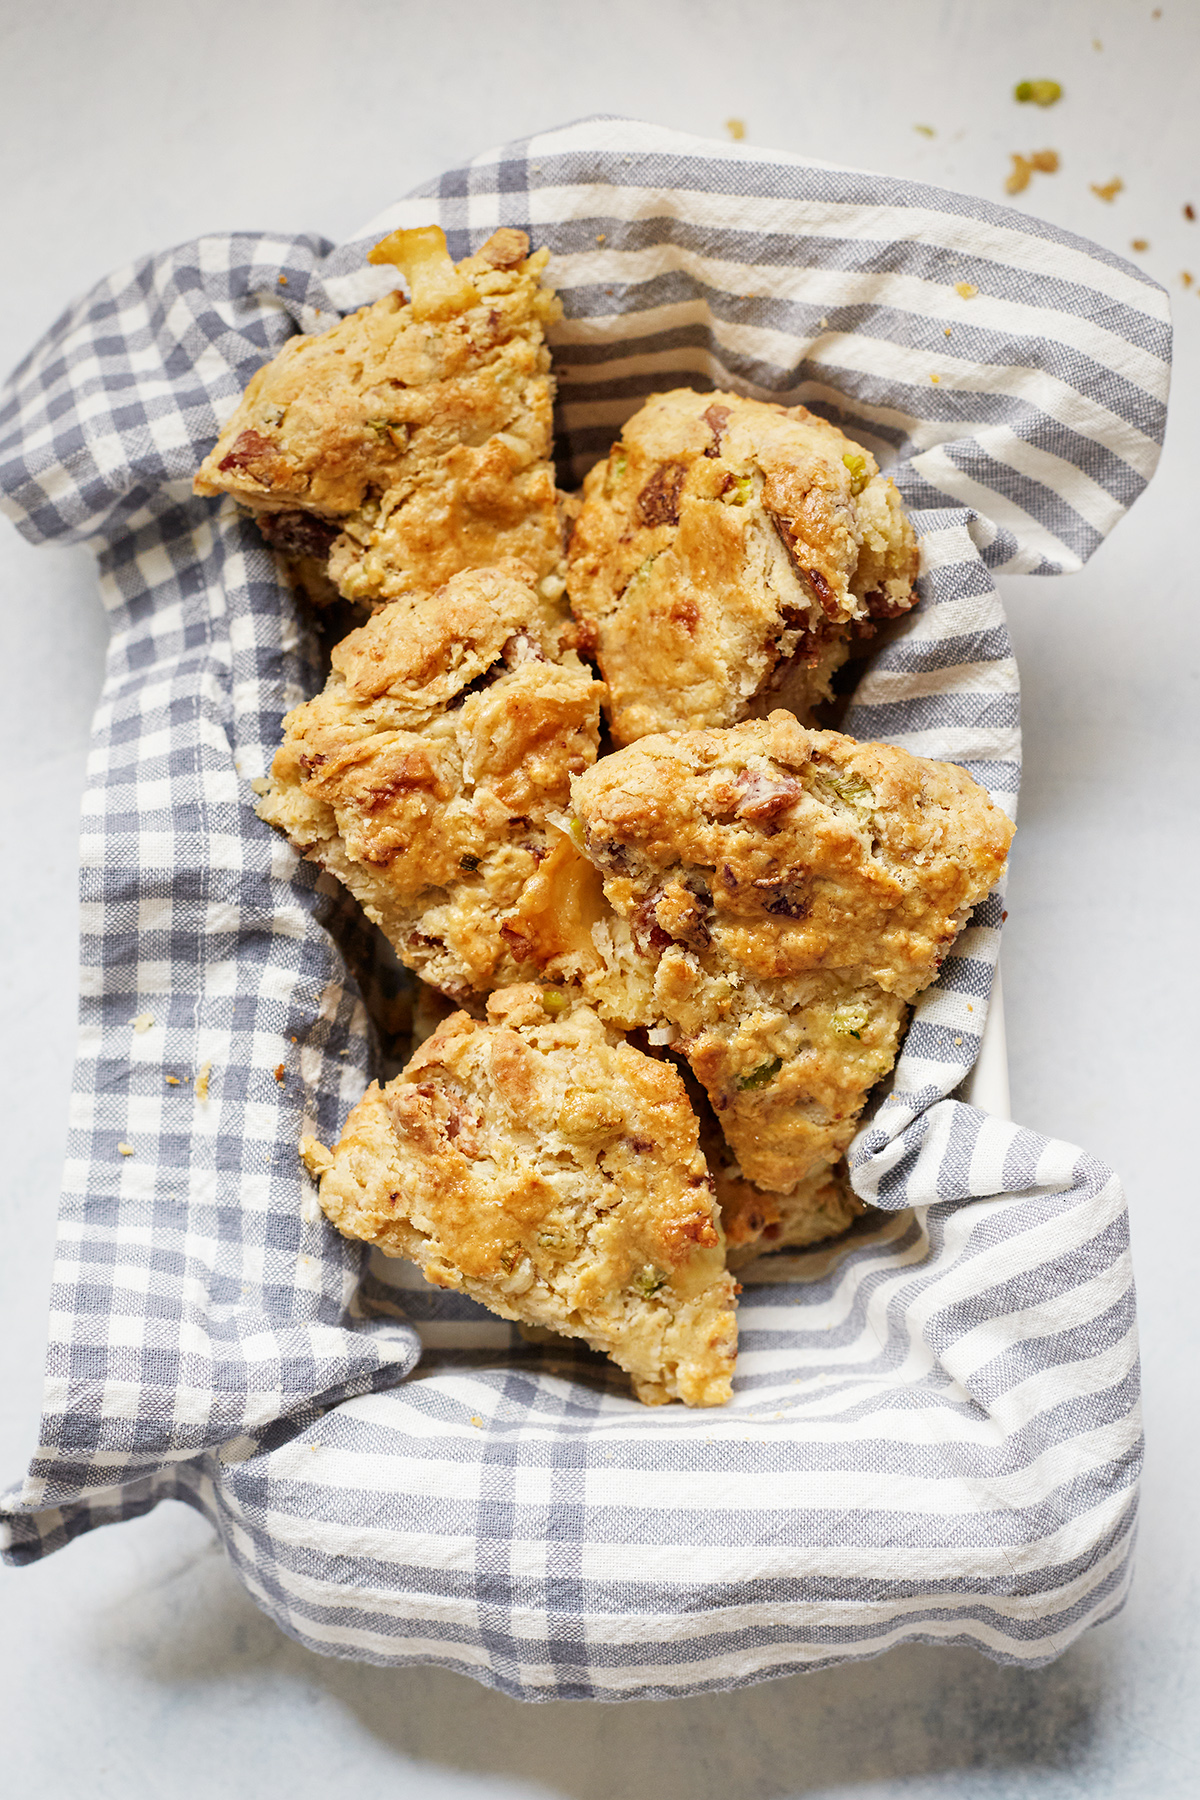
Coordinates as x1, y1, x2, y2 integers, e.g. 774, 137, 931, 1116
111, 1512, 1110, 1800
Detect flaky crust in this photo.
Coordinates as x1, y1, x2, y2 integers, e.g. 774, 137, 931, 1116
571, 712, 1014, 1192
257, 566, 608, 997
304, 986, 738, 1406
566, 389, 919, 744
195, 229, 567, 609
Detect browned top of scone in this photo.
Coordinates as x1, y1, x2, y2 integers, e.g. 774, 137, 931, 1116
571, 710, 1014, 999
194, 227, 561, 519
307, 985, 737, 1406
565, 388, 919, 743
257, 566, 607, 995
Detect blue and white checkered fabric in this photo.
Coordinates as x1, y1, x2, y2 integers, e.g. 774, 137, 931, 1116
0, 119, 1167, 1699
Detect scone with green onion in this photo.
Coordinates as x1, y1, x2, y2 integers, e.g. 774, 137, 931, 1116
302, 985, 739, 1407
571, 710, 1014, 1196
566, 388, 919, 745
257, 565, 608, 1000
195, 225, 570, 620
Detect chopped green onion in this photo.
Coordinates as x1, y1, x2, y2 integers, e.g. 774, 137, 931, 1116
541, 989, 570, 1014
1014, 78, 1062, 106
830, 1001, 871, 1041
635, 1266, 668, 1297
737, 1056, 782, 1091
842, 452, 870, 495
605, 447, 628, 494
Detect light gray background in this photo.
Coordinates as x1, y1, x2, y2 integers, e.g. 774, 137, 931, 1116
1, 1, 1196, 1793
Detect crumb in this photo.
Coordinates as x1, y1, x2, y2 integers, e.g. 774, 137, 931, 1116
470, 1415, 484, 1427
249, 776, 271, 795
1005, 155, 1033, 195
954, 1036, 963, 1046
131, 1011, 154, 1033
1091, 178, 1124, 203
1183, 272, 1195, 287
944, 327, 952, 337
165, 1074, 181, 1086
117, 1142, 134, 1157
1131, 239, 1150, 252
914, 124, 935, 138
1186, 204, 1196, 222
1013, 80, 1062, 106
291, 1036, 298, 1043
278, 274, 288, 286
195, 1061, 212, 1102
1030, 150, 1059, 173
954, 281, 978, 299
819, 315, 829, 327
930, 372, 941, 384
725, 118, 746, 141
274, 1063, 286, 1083
299, 1135, 335, 1180
595, 233, 606, 245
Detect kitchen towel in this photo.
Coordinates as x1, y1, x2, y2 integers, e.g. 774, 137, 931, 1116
0, 117, 1166, 1700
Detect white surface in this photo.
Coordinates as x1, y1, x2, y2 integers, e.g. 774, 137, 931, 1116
2, 1, 1198, 1794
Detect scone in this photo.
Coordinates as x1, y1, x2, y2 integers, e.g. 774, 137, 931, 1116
719, 1161, 863, 1266
301, 985, 738, 1406
571, 711, 1014, 1193
257, 566, 608, 999
195, 226, 569, 617
566, 389, 919, 744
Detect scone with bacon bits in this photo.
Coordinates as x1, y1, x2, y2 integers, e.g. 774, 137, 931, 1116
195, 225, 569, 615
572, 710, 1014, 1194
257, 565, 609, 999
302, 985, 738, 1406
566, 388, 919, 745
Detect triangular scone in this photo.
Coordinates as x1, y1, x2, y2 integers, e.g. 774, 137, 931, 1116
566, 389, 918, 745
570, 711, 1014, 1193
257, 566, 609, 1000
195, 226, 568, 611
302, 986, 739, 1407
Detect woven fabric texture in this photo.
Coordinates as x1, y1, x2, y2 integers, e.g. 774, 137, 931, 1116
0, 118, 1167, 1700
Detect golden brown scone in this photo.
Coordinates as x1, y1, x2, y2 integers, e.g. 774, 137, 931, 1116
688, 1073, 864, 1263
195, 226, 568, 613
566, 389, 918, 744
571, 711, 1014, 1192
302, 986, 738, 1406
257, 566, 609, 999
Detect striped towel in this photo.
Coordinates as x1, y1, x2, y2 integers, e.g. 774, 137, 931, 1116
0, 118, 1166, 1700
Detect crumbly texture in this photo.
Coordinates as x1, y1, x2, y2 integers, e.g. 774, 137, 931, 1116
195, 227, 568, 611
685, 1065, 864, 1263
718, 1161, 863, 1268
571, 711, 1014, 1192
566, 389, 919, 745
257, 567, 608, 999
303, 986, 738, 1406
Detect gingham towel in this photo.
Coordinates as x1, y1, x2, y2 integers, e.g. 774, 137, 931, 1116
0, 119, 1167, 1700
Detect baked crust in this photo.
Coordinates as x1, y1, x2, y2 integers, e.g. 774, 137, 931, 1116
195, 227, 568, 611
571, 711, 1014, 1192
257, 566, 608, 998
566, 389, 919, 744
303, 985, 738, 1406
